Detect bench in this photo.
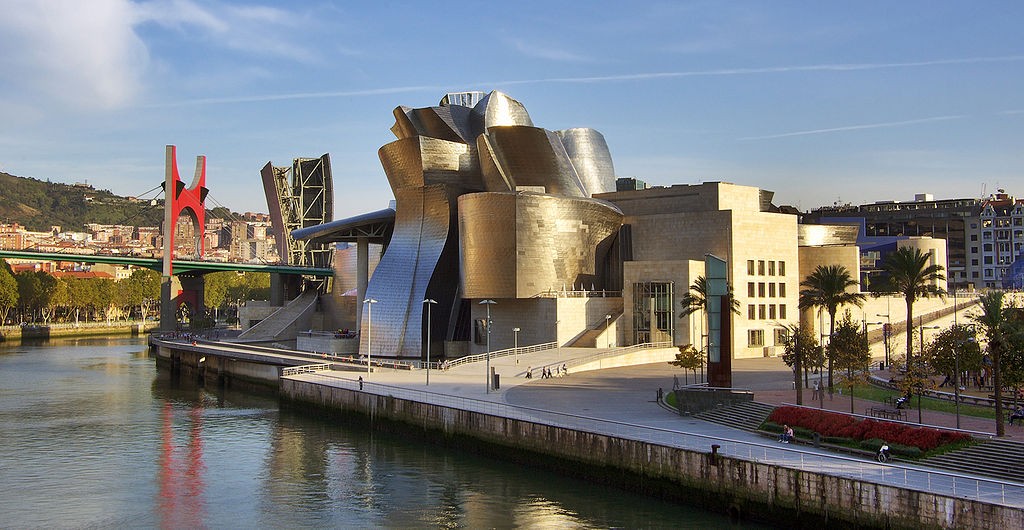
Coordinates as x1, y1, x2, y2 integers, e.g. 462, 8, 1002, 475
867, 407, 907, 421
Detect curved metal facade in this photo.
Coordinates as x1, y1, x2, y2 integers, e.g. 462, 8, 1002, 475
359, 90, 622, 358
459, 192, 623, 299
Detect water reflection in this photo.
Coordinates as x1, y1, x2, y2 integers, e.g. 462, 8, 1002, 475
0, 337, 758, 529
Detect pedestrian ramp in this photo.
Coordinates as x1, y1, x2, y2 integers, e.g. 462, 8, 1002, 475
692, 401, 776, 432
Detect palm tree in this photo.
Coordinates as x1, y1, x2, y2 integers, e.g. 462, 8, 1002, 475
799, 264, 866, 391
679, 275, 739, 353
879, 247, 945, 370
974, 291, 1010, 437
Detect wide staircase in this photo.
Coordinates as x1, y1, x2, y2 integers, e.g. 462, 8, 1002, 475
692, 401, 776, 431
236, 289, 318, 341
919, 439, 1024, 483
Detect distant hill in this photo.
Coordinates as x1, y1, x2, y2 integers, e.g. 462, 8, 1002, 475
0, 171, 238, 232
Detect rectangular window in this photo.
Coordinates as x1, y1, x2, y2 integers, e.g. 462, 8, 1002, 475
984, 256, 993, 265
769, 304, 777, 319
779, 283, 787, 297
758, 283, 765, 297
972, 259, 979, 266
768, 261, 776, 276
747, 282, 755, 297
758, 260, 765, 275
758, 304, 766, 319
747, 260, 755, 275
778, 261, 786, 276
748, 304, 756, 320
971, 234, 978, 241
774, 328, 788, 345
984, 243, 993, 252
971, 246, 978, 254
769, 283, 776, 297
779, 304, 787, 319
748, 329, 764, 347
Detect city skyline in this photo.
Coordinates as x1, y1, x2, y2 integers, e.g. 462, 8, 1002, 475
1, 1, 1022, 218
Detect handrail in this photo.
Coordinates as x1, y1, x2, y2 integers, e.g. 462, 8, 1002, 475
282, 363, 332, 376
445, 342, 557, 369
559, 341, 673, 371
284, 371, 1024, 506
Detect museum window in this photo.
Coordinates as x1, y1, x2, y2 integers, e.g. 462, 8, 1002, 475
747, 260, 755, 275
747, 282, 755, 297
748, 329, 764, 347
779, 305, 787, 319
778, 283, 786, 297
631, 281, 674, 344
757, 260, 765, 275
768, 283, 776, 297
758, 283, 765, 297
769, 305, 777, 319
778, 261, 786, 276
748, 305, 756, 320
758, 304, 766, 320
768, 261, 776, 276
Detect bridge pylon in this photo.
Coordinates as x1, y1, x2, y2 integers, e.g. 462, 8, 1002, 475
160, 145, 209, 331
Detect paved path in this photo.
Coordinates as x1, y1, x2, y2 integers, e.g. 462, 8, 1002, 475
285, 345, 1024, 508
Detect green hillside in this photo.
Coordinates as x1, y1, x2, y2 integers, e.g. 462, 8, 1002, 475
0, 171, 238, 231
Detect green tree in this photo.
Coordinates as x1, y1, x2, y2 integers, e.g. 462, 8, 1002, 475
829, 311, 872, 413
878, 247, 945, 371
668, 344, 706, 385
0, 261, 18, 325
926, 324, 982, 391
973, 291, 1016, 437
679, 275, 739, 354
799, 264, 866, 391
780, 324, 821, 405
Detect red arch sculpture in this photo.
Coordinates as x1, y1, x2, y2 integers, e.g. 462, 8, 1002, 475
164, 145, 209, 268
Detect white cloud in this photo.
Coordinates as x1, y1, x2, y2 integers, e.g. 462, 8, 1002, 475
507, 38, 593, 62
0, 0, 148, 110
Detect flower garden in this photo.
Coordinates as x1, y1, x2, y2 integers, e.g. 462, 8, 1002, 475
763, 406, 973, 458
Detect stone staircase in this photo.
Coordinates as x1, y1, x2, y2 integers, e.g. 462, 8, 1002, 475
919, 439, 1024, 483
692, 401, 776, 431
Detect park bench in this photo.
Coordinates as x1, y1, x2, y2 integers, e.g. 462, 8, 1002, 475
866, 406, 907, 421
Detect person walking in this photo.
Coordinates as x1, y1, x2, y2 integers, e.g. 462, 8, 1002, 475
812, 380, 820, 401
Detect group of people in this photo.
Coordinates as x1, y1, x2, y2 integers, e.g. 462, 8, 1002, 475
525, 364, 567, 379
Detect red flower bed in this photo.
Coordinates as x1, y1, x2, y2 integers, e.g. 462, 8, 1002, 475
768, 406, 971, 451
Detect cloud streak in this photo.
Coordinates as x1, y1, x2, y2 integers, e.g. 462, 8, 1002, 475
151, 55, 1024, 107
737, 115, 968, 141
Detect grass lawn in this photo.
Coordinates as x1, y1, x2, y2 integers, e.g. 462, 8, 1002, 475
841, 383, 999, 420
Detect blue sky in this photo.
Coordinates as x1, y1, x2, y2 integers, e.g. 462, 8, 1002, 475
1, 1, 1022, 218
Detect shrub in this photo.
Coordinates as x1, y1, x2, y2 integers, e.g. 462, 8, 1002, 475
768, 406, 971, 452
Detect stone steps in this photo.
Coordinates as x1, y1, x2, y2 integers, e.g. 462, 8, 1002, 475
692, 401, 775, 431
919, 439, 1024, 483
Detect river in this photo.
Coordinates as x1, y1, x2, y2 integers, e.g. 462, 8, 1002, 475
0, 337, 758, 528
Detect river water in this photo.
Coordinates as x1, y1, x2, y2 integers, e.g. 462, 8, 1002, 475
0, 337, 758, 529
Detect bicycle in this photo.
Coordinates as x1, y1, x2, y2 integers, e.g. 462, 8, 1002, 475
876, 444, 891, 463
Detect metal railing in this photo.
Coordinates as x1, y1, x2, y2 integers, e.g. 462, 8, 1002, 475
445, 342, 558, 369
560, 341, 673, 371
282, 363, 332, 376
283, 371, 1024, 507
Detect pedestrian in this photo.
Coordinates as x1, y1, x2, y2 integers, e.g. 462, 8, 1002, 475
526, 366, 532, 379
562, 363, 567, 376
812, 380, 820, 400
358, 376, 363, 390
673, 374, 680, 390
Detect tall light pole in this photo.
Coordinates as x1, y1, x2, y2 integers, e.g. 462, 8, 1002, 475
363, 298, 377, 376
480, 299, 496, 393
605, 314, 612, 348
863, 320, 883, 368
512, 327, 520, 364
423, 298, 436, 386
877, 312, 891, 368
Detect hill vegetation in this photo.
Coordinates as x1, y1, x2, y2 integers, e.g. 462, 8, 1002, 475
0, 171, 237, 231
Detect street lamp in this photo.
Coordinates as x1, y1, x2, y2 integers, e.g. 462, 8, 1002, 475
863, 320, 883, 369
363, 298, 378, 376
512, 327, 520, 364
605, 314, 612, 349
480, 299, 496, 393
423, 298, 437, 386
877, 313, 891, 368
954, 325, 977, 430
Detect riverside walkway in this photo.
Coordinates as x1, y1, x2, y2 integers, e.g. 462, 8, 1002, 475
283, 345, 1024, 510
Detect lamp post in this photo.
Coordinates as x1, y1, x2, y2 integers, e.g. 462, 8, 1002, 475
877, 312, 891, 368
863, 320, 883, 368
955, 325, 977, 430
512, 327, 520, 364
363, 298, 377, 377
423, 298, 436, 386
605, 314, 612, 349
480, 299, 496, 393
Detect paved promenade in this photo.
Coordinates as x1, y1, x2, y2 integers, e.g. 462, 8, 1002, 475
286, 344, 1024, 508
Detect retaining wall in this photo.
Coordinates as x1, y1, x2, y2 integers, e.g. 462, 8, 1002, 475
282, 378, 1023, 529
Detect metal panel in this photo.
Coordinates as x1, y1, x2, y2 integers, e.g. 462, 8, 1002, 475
477, 126, 586, 197
556, 128, 616, 196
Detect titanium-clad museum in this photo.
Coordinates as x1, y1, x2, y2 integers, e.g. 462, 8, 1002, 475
285, 90, 943, 363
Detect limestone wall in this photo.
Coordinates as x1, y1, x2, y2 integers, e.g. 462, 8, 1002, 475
282, 378, 1024, 529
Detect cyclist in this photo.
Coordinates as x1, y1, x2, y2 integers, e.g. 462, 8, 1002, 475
877, 442, 891, 463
